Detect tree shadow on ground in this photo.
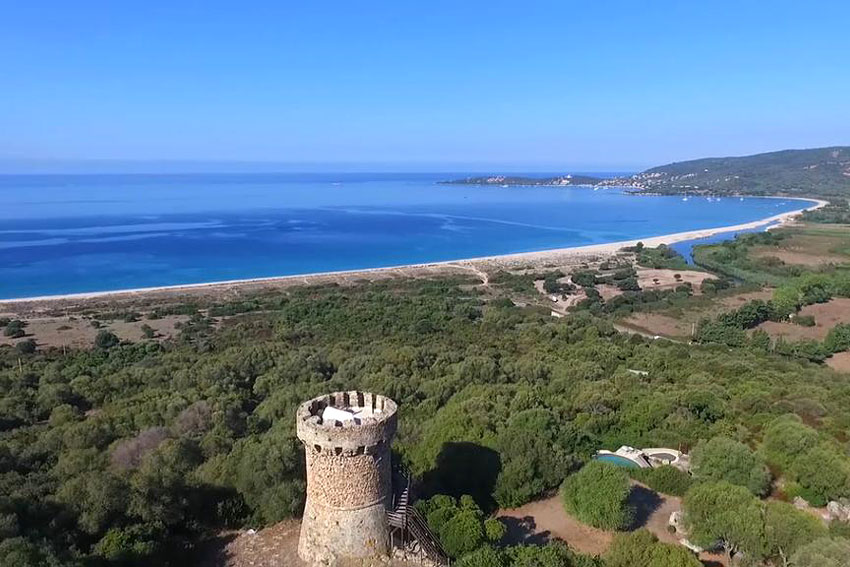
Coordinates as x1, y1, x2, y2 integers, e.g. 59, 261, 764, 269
626, 484, 663, 531
499, 515, 552, 546
419, 442, 502, 512
194, 532, 239, 567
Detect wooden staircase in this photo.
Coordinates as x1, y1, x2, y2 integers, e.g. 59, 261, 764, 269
389, 463, 450, 565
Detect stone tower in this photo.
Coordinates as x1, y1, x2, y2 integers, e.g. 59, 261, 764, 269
296, 391, 398, 565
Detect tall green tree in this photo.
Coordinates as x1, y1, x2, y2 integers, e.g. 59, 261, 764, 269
763, 500, 828, 567
791, 444, 850, 506
683, 481, 764, 562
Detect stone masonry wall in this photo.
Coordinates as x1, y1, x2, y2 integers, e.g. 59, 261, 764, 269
296, 392, 398, 565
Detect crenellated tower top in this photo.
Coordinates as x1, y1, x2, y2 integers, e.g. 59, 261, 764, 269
296, 390, 398, 456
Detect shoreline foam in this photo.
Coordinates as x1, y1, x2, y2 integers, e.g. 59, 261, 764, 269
0, 197, 826, 305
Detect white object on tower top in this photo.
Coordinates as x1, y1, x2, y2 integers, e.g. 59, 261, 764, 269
322, 406, 359, 422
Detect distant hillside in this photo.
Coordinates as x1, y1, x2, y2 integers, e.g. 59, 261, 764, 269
441, 174, 603, 186
611, 147, 850, 197
441, 147, 850, 198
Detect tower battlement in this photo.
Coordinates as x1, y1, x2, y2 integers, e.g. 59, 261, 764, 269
296, 391, 398, 455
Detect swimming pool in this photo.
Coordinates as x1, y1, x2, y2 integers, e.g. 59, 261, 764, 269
594, 454, 642, 469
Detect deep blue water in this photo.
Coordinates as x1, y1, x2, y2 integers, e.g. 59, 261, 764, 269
0, 173, 811, 299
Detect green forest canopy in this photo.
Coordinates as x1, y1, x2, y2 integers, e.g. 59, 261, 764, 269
1, 275, 850, 564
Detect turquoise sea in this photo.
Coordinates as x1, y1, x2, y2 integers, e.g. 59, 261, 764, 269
0, 173, 811, 299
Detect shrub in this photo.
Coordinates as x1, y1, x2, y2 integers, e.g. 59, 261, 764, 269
483, 518, 506, 543
0, 537, 57, 567
790, 444, 850, 506
454, 545, 506, 567
761, 414, 819, 472
15, 339, 37, 355
607, 529, 701, 567
110, 427, 170, 471
440, 508, 484, 558
561, 461, 633, 530
418, 494, 487, 558
93, 524, 161, 563
617, 277, 641, 292
825, 323, 850, 354
505, 542, 588, 567
95, 330, 120, 349
691, 436, 771, 496
571, 271, 598, 287
701, 278, 732, 295
790, 537, 850, 567
493, 408, 582, 507
828, 520, 850, 539
2, 320, 25, 338
644, 465, 692, 496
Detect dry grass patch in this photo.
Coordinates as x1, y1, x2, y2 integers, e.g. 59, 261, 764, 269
755, 298, 850, 341
749, 225, 850, 267
620, 313, 693, 339
636, 269, 711, 294
0, 314, 188, 349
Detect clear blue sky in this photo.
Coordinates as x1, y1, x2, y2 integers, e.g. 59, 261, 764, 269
1, 1, 848, 172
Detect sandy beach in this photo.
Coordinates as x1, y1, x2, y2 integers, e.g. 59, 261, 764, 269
0, 197, 826, 309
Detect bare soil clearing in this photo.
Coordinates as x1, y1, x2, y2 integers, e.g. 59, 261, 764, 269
596, 284, 623, 301
619, 313, 693, 339
827, 351, 850, 373
0, 314, 188, 349
499, 496, 613, 555
756, 298, 850, 341
200, 520, 305, 567
497, 485, 727, 566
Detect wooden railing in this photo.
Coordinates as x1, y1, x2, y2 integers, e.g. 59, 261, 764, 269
390, 462, 450, 565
